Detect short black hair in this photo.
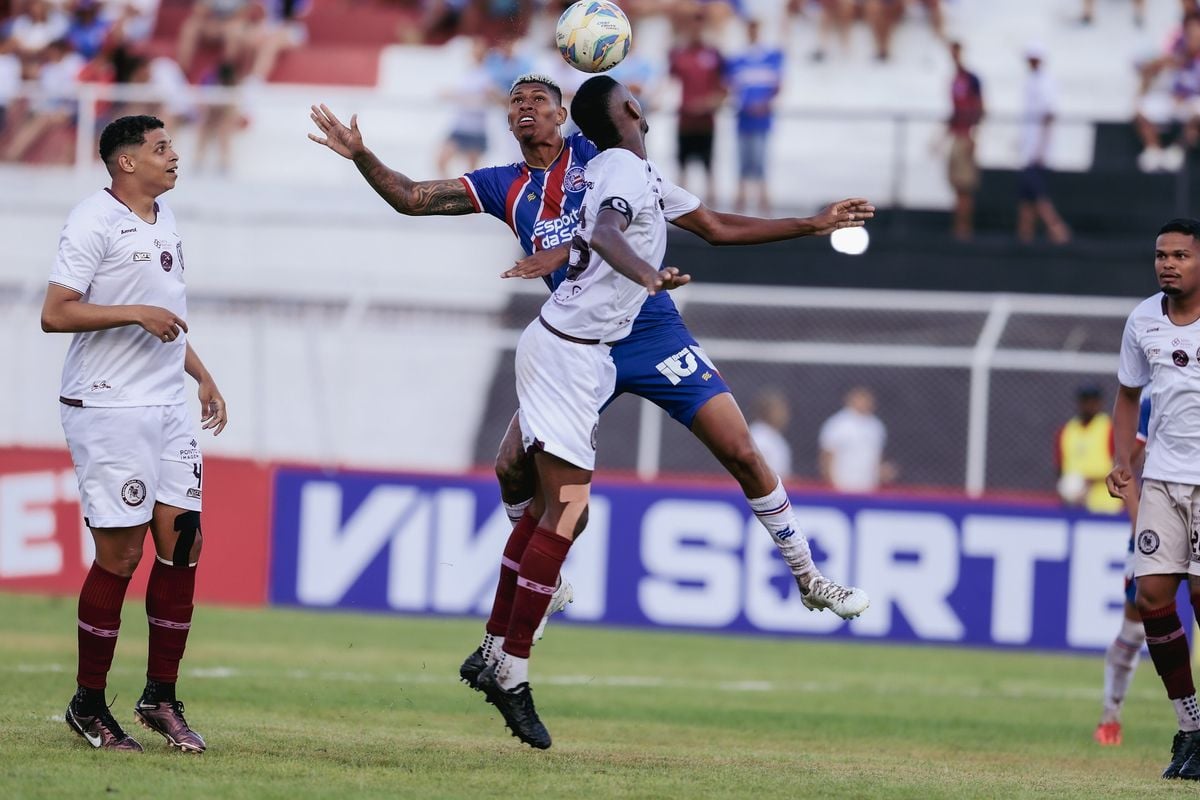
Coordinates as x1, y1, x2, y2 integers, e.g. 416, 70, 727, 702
571, 75, 622, 150
1076, 385, 1101, 400
510, 73, 563, 106
1159, 217, 1200, 243
98, 115, 164, 165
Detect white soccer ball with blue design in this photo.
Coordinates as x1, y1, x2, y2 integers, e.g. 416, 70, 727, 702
555, 0, 632, 74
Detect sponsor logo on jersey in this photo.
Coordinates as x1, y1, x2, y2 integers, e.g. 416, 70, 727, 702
527, 192, 537, 202
590, 423, 598, 450
160, 251, 174, 272
176, 242, 185, 271
187, 488, 202, 499
121, 479, 147, 507
1147, 347, 1161, 359
154, 239, 173, 249
1137, 529, 1159, 555
133, 252, 151, 262
90, 380, 111, 392
1173, 349, 1189, 367
120, 227, 137, 235
564, 165, 587, 193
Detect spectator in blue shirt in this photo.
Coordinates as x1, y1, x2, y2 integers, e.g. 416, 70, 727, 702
724, 20, 783, 214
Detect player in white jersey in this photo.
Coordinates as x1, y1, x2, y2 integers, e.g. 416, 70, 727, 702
1108, 218, 1200, 779
41, 115, 226, 754
473, 75, 689, 749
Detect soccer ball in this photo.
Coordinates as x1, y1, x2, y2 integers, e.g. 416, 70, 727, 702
555, 0, 632, 74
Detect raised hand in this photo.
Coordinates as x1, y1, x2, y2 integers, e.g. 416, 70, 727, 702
137, 305, 188, 343
658, 266, 691, 291
502, 246, 569, 279
308, 104, 365, 160
808, 198, 876, 236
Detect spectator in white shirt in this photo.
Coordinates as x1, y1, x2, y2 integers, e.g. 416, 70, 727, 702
1017, 43, 1070, 245
748, 387, 792, 479
819, 386, 889, 493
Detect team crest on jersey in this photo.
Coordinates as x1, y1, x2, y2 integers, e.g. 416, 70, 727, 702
1137, 529, 1160, 555
121, 479, 147, 507
133, 251, 151, 262
564, 166, 587, 193
160, 251, 173, 272
1173, 349, 1189, 367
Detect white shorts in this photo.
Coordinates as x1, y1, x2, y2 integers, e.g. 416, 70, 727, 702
1138, 92, 1200, 126
515, 319, 616, 471
1133, 479, 1200, 578
61, 403, 203, 528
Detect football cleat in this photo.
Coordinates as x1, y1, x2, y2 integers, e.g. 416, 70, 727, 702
1163, 729, 1200, 778
66, 694, 143, 752
533, 576, 574, 644
1093, 721, 1122, 746
477, 663, 552, 750
800, 575, 870, 620
460, 646, 487, 691
134, 699, 206, 753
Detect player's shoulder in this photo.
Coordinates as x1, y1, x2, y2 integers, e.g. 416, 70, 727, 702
567, 131, 599, 162
1127, 294, 1166, 324
64, 189, 132, 234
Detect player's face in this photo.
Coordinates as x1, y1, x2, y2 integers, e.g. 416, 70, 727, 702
133, 128, 179, 194
508, 84, 566, 143
1156, 232, 1200, 297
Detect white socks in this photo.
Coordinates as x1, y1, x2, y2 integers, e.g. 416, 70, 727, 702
480, 631, 504, 666
1102, 617, 1145, 723
1176, 694, 1200, 732
748, 479, 817, 586
494, 650, 529, 690
504, 499, 532, 528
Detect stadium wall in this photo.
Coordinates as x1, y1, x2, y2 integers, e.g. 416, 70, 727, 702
0, 447, 1133, 653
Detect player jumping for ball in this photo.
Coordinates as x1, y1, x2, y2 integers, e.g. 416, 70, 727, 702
307, 74, 872, 696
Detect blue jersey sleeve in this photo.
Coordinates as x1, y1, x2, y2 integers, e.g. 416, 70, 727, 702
460, 166, 512, 221
1137, 396, 1152, 440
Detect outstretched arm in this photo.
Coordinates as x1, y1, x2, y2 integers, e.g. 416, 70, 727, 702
671, 197, 875, 245
308, 104, 474, 216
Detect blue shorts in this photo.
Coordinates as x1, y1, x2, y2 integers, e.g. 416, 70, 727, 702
603, 318, 731, 429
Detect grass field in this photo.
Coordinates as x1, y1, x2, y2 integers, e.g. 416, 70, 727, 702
0, 592, 1189, 799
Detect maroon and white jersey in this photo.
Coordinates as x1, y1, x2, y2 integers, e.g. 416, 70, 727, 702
542, 148, 697, 343
50, 189, 188, 407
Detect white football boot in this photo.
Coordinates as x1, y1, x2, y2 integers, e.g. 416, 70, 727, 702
800, 575, 870, 620
532, 576, 574, 643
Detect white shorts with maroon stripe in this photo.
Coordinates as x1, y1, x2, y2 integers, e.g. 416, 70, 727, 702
515, 319, 616, 471
61, 402, 203, 528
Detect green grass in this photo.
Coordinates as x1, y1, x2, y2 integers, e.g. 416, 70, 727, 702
0, 592, 1187, 798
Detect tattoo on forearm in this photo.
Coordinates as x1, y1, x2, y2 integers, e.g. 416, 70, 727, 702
355, 155, 472, 216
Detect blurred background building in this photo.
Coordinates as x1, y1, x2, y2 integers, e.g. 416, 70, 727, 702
0, 0, 1183, 501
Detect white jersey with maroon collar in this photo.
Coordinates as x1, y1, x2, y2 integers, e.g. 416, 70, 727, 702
1119, 293, 1200, 485
540, 147, 697, 343
50, 189, 188, 407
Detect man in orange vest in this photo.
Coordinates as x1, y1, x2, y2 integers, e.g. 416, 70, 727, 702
1056, 385, 1123, 514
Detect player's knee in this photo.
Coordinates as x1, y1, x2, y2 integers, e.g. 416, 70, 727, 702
494, 447, 532, 496
106, 546, 143, 578
171, 510, 202, 566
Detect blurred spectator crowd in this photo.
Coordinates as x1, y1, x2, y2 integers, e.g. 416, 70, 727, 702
0, 0, 1197, 235
0, 0, 309, 168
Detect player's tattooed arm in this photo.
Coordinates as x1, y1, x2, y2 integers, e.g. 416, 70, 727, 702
308, 103, 473, 216
354, 155, 474, 216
